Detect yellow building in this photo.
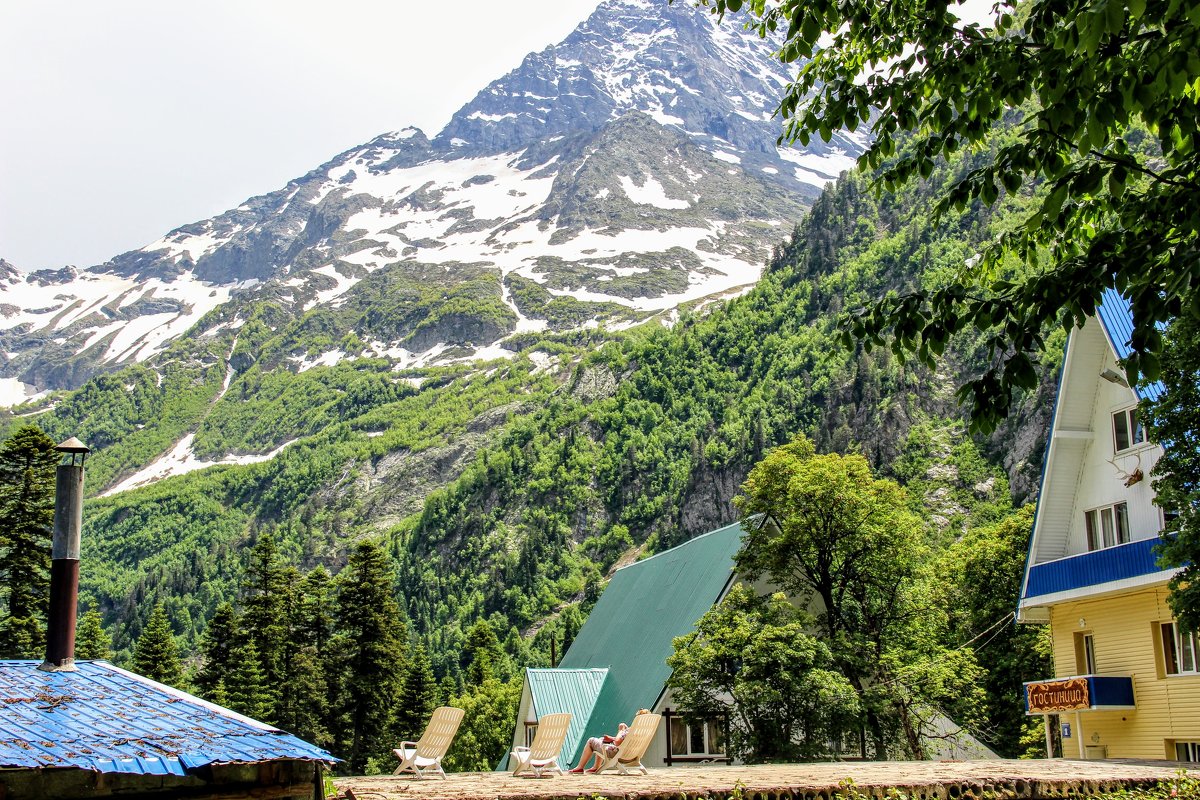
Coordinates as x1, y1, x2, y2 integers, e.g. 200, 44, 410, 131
1018, 290, 1200, 762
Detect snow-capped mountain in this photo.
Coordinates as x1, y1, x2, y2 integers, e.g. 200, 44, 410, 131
0, 0, 866, 407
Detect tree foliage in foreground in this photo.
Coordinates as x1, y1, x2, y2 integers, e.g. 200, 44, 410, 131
668, 584, 859, 762
1142, 316, 1200, 632
723, 436, 987, 759
693, 0, 1200, 432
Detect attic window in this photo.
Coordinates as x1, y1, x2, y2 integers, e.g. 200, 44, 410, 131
1112, 408, 1147, 453
1085, 502, 1130, 551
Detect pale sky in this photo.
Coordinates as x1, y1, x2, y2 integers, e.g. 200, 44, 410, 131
0, 0, 601, 271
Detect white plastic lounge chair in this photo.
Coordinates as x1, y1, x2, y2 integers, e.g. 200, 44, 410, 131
510, 712, 572, 777
594, 712, 660, 775
392, 706, 465, 779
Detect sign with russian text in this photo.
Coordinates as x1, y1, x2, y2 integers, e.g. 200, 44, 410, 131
1026, 678, 1090, 713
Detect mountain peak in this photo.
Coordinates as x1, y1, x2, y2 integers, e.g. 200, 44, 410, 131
0, 0, 863, 404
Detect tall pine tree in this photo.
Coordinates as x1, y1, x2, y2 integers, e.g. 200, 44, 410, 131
278, 567, 333, 746
196, 602, 240, 697
392, 639, 437, 743
463, 618, 502, 685
75, 609, 112, 660
241, 530, 288, 722
0, 426, 59, 658
225, 639, 272, 721
333, 541, 407, 773
132, 604, 184, 687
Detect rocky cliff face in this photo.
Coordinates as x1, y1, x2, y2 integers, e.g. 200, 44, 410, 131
0, 0, 865, 405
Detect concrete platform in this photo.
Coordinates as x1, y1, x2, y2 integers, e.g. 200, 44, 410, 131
335, 759, 1198, 800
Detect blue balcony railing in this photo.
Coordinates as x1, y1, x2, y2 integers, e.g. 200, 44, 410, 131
1024, 537, 1167, 599
1024, 674, 1136, 713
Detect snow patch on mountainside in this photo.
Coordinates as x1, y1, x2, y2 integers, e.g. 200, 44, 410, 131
618, 175, 690, 209
0, 269, 237, 363
101, 433, 299, 497
778, 146, 861, 188
0, 378, 47, 408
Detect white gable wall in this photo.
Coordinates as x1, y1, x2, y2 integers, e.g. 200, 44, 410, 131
1030, 317, 1164, 567
1065, 342, 1163, 556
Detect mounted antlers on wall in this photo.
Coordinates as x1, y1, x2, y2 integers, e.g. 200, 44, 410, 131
1106, 451, 1144, 487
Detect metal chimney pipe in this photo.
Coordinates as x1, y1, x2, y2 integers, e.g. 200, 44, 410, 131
39, 438, 88, 672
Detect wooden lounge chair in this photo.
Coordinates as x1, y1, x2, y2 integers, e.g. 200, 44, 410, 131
594, 712, 660, 775
392, 706, 465, 779
510, 712, 572, 777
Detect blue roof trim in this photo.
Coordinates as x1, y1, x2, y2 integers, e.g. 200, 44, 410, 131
1096, 288, 1165, 402
0, 660, 337, 775
1023, 537, 1170, 599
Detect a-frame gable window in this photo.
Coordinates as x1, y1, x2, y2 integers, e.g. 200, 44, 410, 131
1112, 407, 1148, 453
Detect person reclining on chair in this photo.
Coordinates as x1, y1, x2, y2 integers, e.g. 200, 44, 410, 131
568, 722, 628, 773
568, 709, 650, 773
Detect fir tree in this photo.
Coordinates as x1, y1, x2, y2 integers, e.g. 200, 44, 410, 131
463, 618, 502, 685
333, 541, 407, 773
278, 567, 331, 745
0, 426, 59, 658
392, 639, 437, 742
207, 678, 230, 708
241, 531, 288, 722
286, 645, 331, 747
75, 609, 111, 660
196, 602, 239, 697
296, 566, 333, 657
132, 604, 184, 687
225, 639, 272, 721
288, 566, 331, 748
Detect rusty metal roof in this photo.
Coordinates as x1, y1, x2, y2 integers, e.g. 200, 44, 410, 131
0, 660, 336, 775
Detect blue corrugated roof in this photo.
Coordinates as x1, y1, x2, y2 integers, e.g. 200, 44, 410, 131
1096, 288, 1166, 402
0, 660, 336, 775
526, 668, 608, 768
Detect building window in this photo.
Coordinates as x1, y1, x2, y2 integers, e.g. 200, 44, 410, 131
1162, 622, 1200, 675
1085, 503, 1130, 551
1074, 632, 1096, 674
1112, 408, 1147, 453
669, 717, 726, 757
1176, 741, 1200, 762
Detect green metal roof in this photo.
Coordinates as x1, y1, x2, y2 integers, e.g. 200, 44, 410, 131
524, 668, 608, 767
557, 520, 746, 764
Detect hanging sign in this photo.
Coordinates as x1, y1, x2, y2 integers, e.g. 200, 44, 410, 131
1026, 677, 1090, 713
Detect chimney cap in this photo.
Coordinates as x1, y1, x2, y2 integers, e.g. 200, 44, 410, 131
55, 437, 90, 454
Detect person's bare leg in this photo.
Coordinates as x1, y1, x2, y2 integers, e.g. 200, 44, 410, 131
569, 743, 595, 773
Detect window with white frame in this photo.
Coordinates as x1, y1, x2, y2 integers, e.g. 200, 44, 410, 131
1175, 741, 1200, 762
669, 717, 725, 757
1162, 621, 1200, 675
1112, 407, 1147, 453
1085, 502, 1130, 551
